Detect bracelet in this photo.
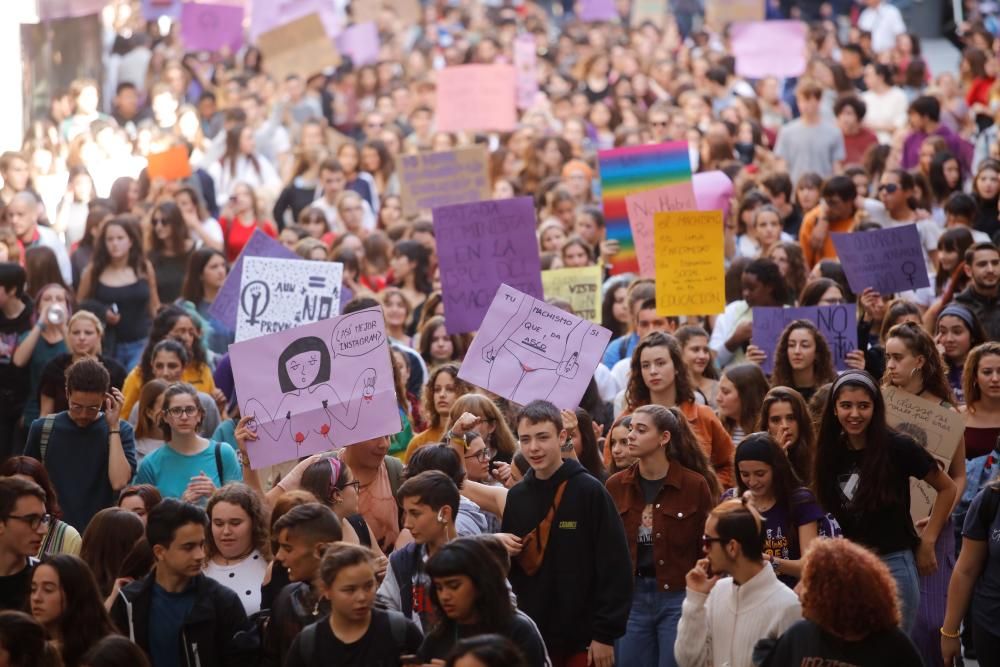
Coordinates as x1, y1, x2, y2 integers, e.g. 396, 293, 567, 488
940, 627, 961, 639
109, 430, 120, 435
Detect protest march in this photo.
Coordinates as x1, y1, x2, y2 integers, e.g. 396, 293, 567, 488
2, 0, 1000, 666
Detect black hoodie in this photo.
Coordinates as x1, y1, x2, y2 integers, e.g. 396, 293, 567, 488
501, 459, 631, 656
0, 294, 32, 410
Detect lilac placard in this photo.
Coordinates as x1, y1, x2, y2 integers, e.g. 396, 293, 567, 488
514, 34, 538, 110
336, 22, 380, 66
692, 170, 734, 217
230, 306, 400, 469
209, 229, 297, 331
141, 0, 181, 20
752, 305, 858, 375
731, 20, 807, 79
579, 0, 618, 22
831, 224, 931, 294
181, 3, 245, 53
433, 197, 543, 334
249, 0, 342, 42
459, 283, 612, 410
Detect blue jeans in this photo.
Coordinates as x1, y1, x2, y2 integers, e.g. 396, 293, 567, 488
616, 577, 685, 667
113, 337, 147, 374
882, 549, 920, 633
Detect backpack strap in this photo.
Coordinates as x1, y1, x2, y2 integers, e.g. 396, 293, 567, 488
385, 610, 409, 649
39, 415, 56, 463
214, 442, 224, 485
980, 485, 1000, 534
297, 622, 317, 661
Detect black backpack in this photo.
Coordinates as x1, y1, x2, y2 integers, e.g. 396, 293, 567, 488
293, 611, 411, 662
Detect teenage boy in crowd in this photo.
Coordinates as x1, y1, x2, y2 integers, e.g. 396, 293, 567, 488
376, 470, 460, 633
24, 358, 136, 530
955, 242, 1000, 340
0, 478, 47, 610
262, 502, 343, 667
0, 263, 32, 462
675, 498, 801, 667
110, 498, 250, 667
502, 400, 631, 667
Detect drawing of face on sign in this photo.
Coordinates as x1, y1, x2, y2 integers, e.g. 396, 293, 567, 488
278, 336, 331, 393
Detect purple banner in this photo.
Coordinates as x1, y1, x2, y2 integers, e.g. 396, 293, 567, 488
180, 3, 245, 53
831, 224, 931, 295
752, 305, 858, 375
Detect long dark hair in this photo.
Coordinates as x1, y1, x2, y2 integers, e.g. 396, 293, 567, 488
675, 325, 719, 381
769, 242, 808, 303
600, 279, 629, 339
79, 507, 146, 598
721, 363, 771, 435
393, 240, 433, 294
36, 554, 117, 666
814, 372, 899, 513
0, 610, 61, 667
574, 408, 606, 481
221, 124, 260, 178
883, 322, 955, 403
771, 320, 837, 390
180, 247, 227, 305
426, 538, 514, 641
633, 404, 721, 500
928, 151, 961, 204
757, 387, 815, 485
733, 432, 804, 507
82, 217, 148, 299
138, 305, 209, 383
146, 201, 189, 258
626, 332, 696, 410
0, 456, 63, 519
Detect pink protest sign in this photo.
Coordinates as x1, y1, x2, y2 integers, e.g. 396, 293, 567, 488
579, 0, 618, 22
181, 3, 245, 53
692, 170, 734, 217
230, 306, 401, 469
336, 22, 380, 66
731, 20, 807, 79
514, 35, 538, 110
435, 65, 517, 133
625, 183, 697, 278
460, 284, 612, 410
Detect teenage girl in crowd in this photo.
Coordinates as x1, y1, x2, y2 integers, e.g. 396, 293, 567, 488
676, 325, 720, 408
715, 364, 770, 446
962, 342, 1000, 460
758, 387, 816, 485
934, 304, 987, 405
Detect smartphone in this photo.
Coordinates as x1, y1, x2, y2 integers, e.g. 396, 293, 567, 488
400, 655, 421, 665
111, 302, 119, 315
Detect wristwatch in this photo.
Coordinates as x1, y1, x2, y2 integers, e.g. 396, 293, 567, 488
236, 449, 251, 467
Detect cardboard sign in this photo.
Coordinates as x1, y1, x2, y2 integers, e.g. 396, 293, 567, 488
336, 21, 380, 67
832, 224, 931, 295
632, 0, 666, 28
39, 0, 107, 19
731, 21, 807, 79
752, 305, 858, 375
250, 0, 342, 42
230, 307, 400, 468
579, 0, 618, 22
211, 229, 298, 330
653, 210, 725, 316
704, 0, 765, 31
236, 257, 343, 341
433, 197, 543, 335
180, 3, 245, 54
598, 141, 693, 275
398, 146, 490, 218
146, 146, 192, 181
435, 65, 517, 133
625, 182, 697, 278
882, 386, 965, 523
459, 283, 612, 410
257, 13, 341, 82
514, 35, 539, 110
541, 265, 604, 322
351, 0, 421, 23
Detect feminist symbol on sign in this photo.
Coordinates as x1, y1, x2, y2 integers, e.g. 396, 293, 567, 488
241, 280, 271, 326
901, 261, 917, 287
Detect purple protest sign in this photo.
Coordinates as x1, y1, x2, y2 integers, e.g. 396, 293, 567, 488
752, 305, 858, 375
831, 224, 931, 295
433, 197, 543, 335
181, 3, 245, 53
141, 0, 181, 20
230, 306, 400, 469
336, 22, 380, 67
209, 229, 297, 331
579, 0, 618, 22
514, 35, 538, 110
460, 283, 612, 410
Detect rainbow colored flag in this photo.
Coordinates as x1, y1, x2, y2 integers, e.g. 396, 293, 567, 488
597, 141, 693, 275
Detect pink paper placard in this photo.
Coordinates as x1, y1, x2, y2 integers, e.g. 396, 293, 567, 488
731, 20, 807, 79
181, 3, 246, 53
435, 65, 517, 133
625, 183, 698, 278
336, 21, 380, 66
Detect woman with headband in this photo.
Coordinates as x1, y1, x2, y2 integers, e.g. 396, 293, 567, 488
813, 370, 957, 632
934, 303, 987, 405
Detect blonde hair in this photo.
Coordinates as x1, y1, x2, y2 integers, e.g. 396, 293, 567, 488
67, 310, 105, 354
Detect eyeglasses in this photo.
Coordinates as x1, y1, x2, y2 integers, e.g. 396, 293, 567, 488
337, 480, 361, 494
878, 183, 899, 194
68, 401, 101, 415
152, 217, 168, 226
7, 513, 52, 530
702, 534, 724, 549
650, 120, 669, 127
166, 405, 200, 418
464, 449, 490, 463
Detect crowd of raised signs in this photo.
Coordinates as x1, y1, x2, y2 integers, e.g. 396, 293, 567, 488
2, 0, 1000, 666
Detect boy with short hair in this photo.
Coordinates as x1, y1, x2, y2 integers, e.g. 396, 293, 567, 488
0, 477, 47, 610
944, 193, 989, 242
774, 79, 846, 182
110, 498, 249, 667
262, 502, 343, 667
502, 400, 631, 667
376, 470, 459, 633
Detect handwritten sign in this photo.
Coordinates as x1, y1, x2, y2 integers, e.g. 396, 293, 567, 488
236, 257, 343, 341
433, 197, 543, 335
459, 283, 612, 410
398, 146, 490, 218
598, 141, 693, 275
230, 307, 400, 468
180, 3, 245, 53
514, 35, 539, 110
146, 146, 192, 182
257, 13, 341, 82
336, 21, 380, 67
542, 265, 603, 322
211, 230, 297, 330
579, 0, 617, 22
832, 224, 931, 295
435, 65, 517, 133
625, 183, 697, 278
704, 0, 765, 31
752, 305, 858, 375
653, 211, 725, 316
731, 21, 807, 79
882, 386, 965, 523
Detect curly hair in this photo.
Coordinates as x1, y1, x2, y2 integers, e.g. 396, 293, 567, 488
757, 387, 815, 485
770, 320, 837, 391
882, 321, 955, 403
421, 364, 474, 430
963, 342, 1000, 412
800, 538, 900, 639
626, 332, 696, 410
205, 483, 271, 560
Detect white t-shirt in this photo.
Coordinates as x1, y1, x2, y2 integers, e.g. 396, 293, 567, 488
858, 3, 906, 54
204, 550, 269, 615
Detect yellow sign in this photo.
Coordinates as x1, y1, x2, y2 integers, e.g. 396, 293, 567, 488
653, 211, 725, 316
541, 265, 603, 322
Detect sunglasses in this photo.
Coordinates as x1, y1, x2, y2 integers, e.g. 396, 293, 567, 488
878, 183, 899, 194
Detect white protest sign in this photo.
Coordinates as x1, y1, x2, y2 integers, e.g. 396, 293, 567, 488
236, 257, 343, 341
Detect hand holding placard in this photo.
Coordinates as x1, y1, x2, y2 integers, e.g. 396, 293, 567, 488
831, 224, 930, 294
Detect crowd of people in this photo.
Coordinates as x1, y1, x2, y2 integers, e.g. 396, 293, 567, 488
1, 0, 1000, 666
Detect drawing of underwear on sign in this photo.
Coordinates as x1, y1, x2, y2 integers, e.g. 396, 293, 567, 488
236, 256, 343, 341
229, 307, 400, 468
459, 284, 611, 410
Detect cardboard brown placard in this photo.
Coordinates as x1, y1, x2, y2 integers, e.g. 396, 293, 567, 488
351, 0, 421, 24
704, 0, 765, 31
398, 145, 491, 218
257, 13, 341, 82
